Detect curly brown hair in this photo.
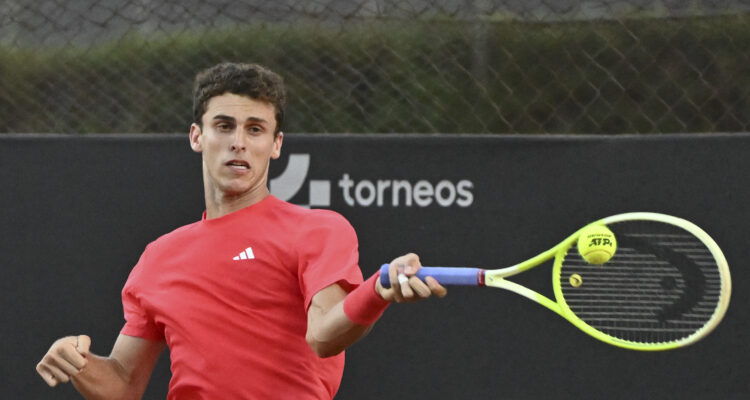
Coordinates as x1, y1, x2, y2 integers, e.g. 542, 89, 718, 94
192, 62, 286, 134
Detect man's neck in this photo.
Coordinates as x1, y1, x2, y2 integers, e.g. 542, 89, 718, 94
204, 186, 270, 220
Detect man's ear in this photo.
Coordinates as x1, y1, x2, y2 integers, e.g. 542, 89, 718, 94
271, 131, 284, 160
189, 123, 203, 153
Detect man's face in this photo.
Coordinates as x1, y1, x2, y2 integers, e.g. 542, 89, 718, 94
189, 93, 283, 199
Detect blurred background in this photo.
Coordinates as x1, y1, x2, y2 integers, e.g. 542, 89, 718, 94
1, 0, 749, 135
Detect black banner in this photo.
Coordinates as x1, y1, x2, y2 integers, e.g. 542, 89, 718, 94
2, 134, 747, 399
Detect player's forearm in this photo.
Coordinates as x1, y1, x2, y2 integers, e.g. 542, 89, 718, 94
307, 274, 390, 357
71, 354, 141, 400
306, 301, 373, 358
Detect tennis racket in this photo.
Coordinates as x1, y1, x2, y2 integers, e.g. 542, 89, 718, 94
380, 212, 731, 351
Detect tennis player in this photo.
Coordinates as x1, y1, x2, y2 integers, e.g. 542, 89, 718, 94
35, 62, 447, 399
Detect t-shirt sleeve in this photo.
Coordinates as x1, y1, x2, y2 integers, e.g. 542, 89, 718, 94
120, 247, 164, 341
297, 210, 364, 309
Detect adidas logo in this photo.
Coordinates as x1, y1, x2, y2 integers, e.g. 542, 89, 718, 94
232, 247, 255, 261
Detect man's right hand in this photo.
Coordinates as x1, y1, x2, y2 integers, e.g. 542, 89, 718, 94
36, 335, 91, 386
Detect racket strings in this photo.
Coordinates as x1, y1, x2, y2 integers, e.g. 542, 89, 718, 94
559, 222, 723, 344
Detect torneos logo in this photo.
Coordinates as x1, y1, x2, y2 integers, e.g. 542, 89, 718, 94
270, 154, 331, 208
270, 154, 474, 208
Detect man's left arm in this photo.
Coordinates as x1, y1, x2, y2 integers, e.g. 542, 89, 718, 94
305, 253, 446, 358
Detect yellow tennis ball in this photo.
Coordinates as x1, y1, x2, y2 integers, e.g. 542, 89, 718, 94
577, 225, 617, 264
569, 273, 583, 287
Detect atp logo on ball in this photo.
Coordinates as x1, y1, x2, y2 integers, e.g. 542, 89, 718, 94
270, 153, 475, 208
587, 237, 614, 247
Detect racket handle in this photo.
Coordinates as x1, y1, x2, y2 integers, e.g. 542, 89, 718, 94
379, 264, 483, 288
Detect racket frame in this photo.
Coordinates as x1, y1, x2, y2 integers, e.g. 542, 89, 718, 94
380, 212, 732, 351
483, 212, 731, 350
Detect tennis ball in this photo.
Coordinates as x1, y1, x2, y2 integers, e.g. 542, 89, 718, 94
569, 273, 583, 287
577, 225, 617, 264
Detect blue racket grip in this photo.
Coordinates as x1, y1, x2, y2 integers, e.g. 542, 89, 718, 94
379, 264, 482, 288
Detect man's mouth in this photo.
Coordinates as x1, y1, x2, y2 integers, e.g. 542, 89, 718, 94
226, 160, 250, 170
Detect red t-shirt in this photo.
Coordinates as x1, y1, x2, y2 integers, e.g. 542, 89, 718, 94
120, 196, 363, 399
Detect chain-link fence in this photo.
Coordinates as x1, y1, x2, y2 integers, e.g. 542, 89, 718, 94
2, 0, 749, 134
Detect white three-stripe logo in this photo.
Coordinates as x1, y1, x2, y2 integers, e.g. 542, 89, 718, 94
233, 247, 255, 261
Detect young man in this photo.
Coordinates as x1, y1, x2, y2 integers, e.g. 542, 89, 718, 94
36, 62, 446, 399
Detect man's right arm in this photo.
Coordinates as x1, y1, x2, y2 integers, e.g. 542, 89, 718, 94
36, 334, 165, 400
